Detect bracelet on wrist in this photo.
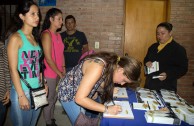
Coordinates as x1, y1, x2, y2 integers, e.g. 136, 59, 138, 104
104, 105, 108, 113
18, 95, 24, 99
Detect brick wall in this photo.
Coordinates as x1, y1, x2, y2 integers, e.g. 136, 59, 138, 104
38, 0, 124, 55
170, 0, 194, 105
38, 0, 194, 105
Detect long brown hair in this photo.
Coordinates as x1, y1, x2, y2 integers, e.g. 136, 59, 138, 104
86, 51, 142, 103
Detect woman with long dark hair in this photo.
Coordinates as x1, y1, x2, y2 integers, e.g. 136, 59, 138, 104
58, 51, 142, 125
41, 8, 65, 126
7, 1, 45, 125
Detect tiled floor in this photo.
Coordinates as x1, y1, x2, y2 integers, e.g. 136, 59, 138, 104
4, 101, 72, 126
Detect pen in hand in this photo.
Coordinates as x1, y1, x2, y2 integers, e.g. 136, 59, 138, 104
147, 101, 150, 110
111, 96, 115, 105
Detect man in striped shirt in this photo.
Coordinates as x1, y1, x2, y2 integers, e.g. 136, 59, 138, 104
0, 41, 11, 125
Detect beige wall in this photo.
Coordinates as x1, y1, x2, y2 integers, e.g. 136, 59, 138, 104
38, 0, 194, 105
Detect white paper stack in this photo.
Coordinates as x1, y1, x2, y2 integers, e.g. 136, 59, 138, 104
159, 89, 194, 125
160, 89, 180, 103
113, 87, 128, 98
133, 101, 161, 111
162, 96, 180, 103
140, 93, 155, 101
136, 88, 163, 107
145, 110, 181, 125
172, 106, 194, 125
133, 102, 150, 110
160, 89, 176, 97
103, 101, 134, 119
136, 87, 150, 93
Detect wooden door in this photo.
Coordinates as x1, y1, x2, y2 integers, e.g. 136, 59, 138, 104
124, 0, 169, 87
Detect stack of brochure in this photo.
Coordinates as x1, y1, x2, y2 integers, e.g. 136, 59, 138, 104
135, 88, 194, 125
160, 89, 194, 125
145, 109, 181, 125
160, 89, 180, 103
135, 88, 164, 109
133, 100, 161, 111
172, 106, 194, 125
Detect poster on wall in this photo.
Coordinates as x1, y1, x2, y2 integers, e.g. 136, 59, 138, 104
38, 0, 56, 6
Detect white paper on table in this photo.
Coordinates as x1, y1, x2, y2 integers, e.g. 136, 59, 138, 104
144, 110, 181, 125
103, 101, 134, 119
113, 87, 128, 98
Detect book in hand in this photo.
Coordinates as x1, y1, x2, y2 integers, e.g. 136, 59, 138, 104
113, 87, 128, 98
103, 101, 134, 119
144, 110, 181, 125
144, 61, 159, 74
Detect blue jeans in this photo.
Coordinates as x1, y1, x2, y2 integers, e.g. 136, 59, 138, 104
61, 100, 82, 125
0, 101, 6, 126
10, 87, 41, 126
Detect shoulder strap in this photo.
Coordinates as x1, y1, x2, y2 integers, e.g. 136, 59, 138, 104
84, 57, 106, 66
94, 57, 106, 66
17, 70, 32, 89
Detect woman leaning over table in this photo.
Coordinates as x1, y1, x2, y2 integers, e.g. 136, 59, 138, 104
144, 22, 188, 92
58, 51, 142, 125
41, 8, 65, 126
6, 1, 47, 126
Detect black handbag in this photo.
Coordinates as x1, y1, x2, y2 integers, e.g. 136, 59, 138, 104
18, 70, 48, 110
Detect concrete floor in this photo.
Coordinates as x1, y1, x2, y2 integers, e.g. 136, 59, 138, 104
4, 101, 72, 126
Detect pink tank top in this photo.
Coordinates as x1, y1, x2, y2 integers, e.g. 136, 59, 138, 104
43, 30, 64, 78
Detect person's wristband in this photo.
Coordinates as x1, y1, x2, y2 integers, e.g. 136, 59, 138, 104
18, 95, 24, 99
104, 105, 109, 113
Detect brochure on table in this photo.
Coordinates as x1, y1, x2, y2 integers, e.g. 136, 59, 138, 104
113, 87, 128, 99
145, 110, 181, 125
103, 101, 134, 119
135, 87, 194, 125
160, 89, 194, 125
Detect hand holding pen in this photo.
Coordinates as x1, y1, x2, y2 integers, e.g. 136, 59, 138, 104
106, 98, 122, 115
107, 104, 122, 115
